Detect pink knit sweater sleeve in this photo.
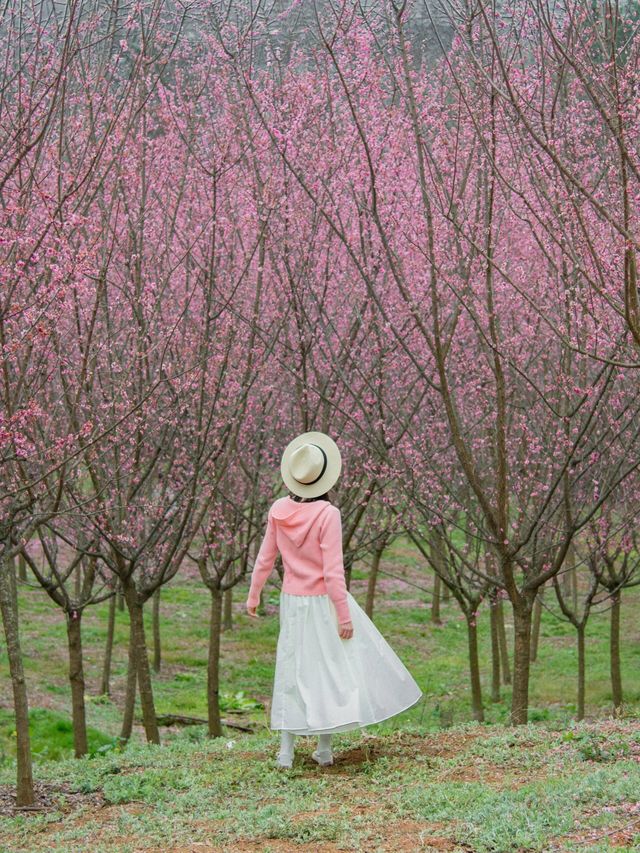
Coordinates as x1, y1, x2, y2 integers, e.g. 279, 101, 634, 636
318, 506, 351, 625
246, 509, 278, 609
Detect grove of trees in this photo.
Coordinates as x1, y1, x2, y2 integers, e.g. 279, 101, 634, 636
2, 0, 639, 806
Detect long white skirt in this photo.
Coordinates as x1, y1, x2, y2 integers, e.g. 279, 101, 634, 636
270, 590, 423, 735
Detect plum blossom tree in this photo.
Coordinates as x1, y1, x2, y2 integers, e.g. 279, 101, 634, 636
227, 2, 640, 724
0, 0, 187, 803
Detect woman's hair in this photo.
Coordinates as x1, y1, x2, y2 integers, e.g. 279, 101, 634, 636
290, 492, 330, 502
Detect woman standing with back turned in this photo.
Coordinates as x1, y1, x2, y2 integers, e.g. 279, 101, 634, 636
246, 431, 423, 769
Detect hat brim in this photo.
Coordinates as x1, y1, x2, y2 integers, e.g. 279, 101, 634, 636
281, 431, 342, 498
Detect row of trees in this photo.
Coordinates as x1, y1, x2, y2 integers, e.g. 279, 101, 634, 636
2, 0, 639, 805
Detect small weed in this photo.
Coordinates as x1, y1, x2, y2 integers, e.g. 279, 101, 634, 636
577, 732, 630, 763
220, 690, 264, 712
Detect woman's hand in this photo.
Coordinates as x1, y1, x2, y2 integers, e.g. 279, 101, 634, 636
246, 604, 259, 619
338, 620, 353, 639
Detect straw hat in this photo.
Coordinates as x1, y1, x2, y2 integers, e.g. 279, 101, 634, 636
280, 431, 342, 498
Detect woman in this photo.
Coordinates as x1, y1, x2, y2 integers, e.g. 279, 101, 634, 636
245, 431, 423, 769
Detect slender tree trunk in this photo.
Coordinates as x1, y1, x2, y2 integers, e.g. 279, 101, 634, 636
577, 622, 586, 722
489, 593, 501, 702
610, 590, 623, 717
208, 587, 224, 737
117, 588, 125, 612
466, 613, 484, 722
66, 610, 88, 758
497, 600, 511, 685
344, 554, 353, 591
120, 623, 138, 743
431, 573, 441, 625
511, 602, 533, 725
430, 527, 448, 608
562, 545, 577, 612
123, 583, 160, 744
365, 541, 385, 619
222, 587, 233, 631
561, 563, 571, 599
17, 552, 27, 582
152, 588, 161, 674
0, 557, 34, 805
530, 586, 544, 663
101, 593, 116, 696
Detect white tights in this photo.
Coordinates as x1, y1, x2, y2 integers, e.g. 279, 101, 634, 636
279, 730, 332, 760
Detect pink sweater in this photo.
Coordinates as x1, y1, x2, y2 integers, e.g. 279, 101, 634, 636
246, 496, 352, 624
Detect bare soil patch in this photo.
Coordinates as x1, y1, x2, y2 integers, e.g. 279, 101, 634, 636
391, 729, 486, 758
0, 780, 104, 818
143, 818, 460, 853
556, 821, 640, 850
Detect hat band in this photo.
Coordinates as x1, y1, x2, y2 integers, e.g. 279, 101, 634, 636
295, 444, 327, 486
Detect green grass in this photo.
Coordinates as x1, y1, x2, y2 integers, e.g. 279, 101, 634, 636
2, 541, 639, 753
0, 538, 639, 851
0, 708, 115, 764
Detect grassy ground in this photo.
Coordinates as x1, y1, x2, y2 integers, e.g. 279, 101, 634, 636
1, 720, 639, 852
1, 538, 639, 851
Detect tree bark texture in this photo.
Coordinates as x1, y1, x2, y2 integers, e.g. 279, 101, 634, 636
222, 587, 233, 631
208, 587, 224, 737
489, 594, 501, 702
365, 541, 385, 619
66, 610, 88, 757
123, 583, 160, 744
610, 590, 623, 717
466, 614, 485, 722
0, 558, 35, 805
511, 603, 533, 725
100, 593, 116, 696
152, 587, 161, 674
530, 586, 544, 663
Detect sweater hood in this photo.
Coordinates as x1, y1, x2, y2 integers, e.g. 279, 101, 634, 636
270, 496, 331, 547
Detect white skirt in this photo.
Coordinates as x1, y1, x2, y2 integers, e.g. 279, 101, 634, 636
270, 590, 423, 735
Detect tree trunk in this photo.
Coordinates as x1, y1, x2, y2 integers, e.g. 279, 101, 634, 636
152, 587, 161, 674
344, 553, 353, 591
466, 612, 484, 722
530, 586, 544, 663
511, 602, 533, 725
497, 600, 511, 685
222, 587, 233, 631
576, 622, 586, 722
562, 552, 572, 599
365, 541, 385, 619
117, 588, 125, 612
0, 557, 34, 805
610, 590, 623, 717
431, 573, 441, 625
100, 593, 116, 696
208, 587, 224, 737
430, 527, 448, 610
66, 610, 88, 758
120, 622, 138, 743
17, 552, 27, 582
123, 583, 160, 744
489, 593, 501, 702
